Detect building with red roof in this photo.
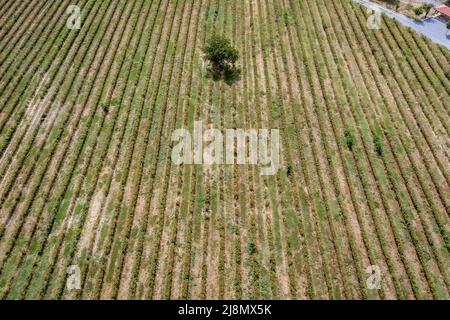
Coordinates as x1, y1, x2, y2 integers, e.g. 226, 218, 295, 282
434, 4, 450, 19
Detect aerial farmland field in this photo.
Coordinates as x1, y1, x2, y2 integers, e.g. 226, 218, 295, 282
0, 0, 449, 301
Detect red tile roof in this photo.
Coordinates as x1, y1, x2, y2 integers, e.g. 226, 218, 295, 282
435, 4, 450, 17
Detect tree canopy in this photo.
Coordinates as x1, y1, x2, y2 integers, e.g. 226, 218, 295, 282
204, 34, 239, 68
203, 34, 241, 84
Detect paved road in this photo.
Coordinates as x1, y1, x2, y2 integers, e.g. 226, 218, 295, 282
353, 0, 450, 49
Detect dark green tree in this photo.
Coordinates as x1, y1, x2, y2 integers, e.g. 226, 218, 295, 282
414, 6, 424, 17
204, 34, 239, 69
203, 34, 241, 84
344, 129, 355, 151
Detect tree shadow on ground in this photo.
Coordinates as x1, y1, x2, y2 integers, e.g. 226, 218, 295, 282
206, 64, 241, 86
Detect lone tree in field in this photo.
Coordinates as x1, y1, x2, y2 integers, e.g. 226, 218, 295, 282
204, 34, 240, 84
344, 129, 355, 151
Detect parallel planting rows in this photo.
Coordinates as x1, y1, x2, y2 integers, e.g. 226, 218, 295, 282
0, 0, 448, 299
